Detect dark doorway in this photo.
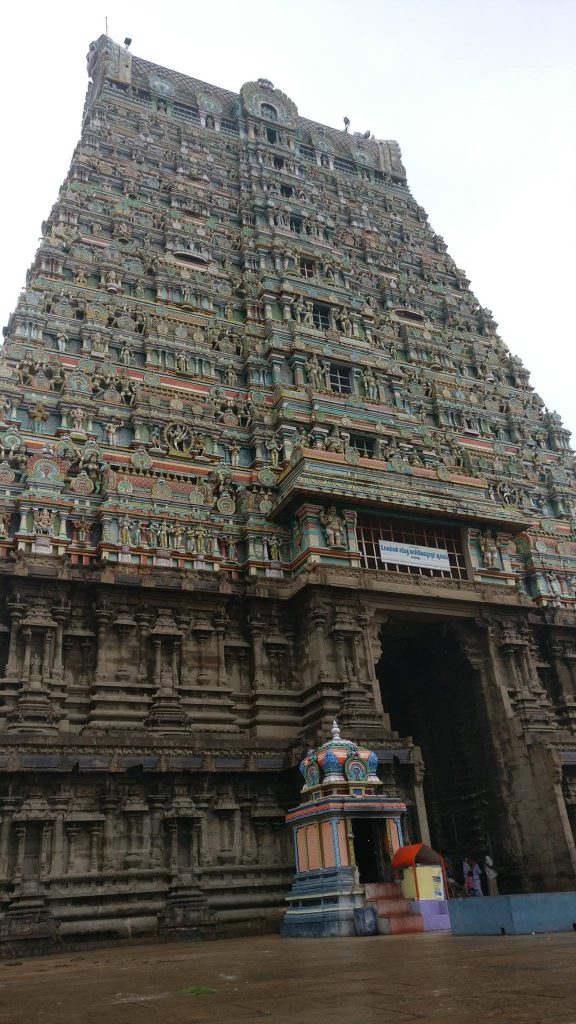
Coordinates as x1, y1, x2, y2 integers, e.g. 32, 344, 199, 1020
377, 619, 498, 869
352, 819, 389, 883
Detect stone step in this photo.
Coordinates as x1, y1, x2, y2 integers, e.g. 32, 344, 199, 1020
388, 914, 425, 935
364, 882, 402, 901
375, 898, 411, 917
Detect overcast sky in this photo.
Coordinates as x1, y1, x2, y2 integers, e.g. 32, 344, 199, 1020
1, 0, 574, 438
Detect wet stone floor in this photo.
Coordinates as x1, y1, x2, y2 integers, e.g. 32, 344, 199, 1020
0, 932, 575, 1024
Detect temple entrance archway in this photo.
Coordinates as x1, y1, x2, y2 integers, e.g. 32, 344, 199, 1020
377, 617, 499, 871
351, 819, 391, 884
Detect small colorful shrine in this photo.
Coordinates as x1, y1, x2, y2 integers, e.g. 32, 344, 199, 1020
282, 722, 407, 937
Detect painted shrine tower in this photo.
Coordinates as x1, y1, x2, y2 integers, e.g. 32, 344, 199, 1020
0, 35, 575, 951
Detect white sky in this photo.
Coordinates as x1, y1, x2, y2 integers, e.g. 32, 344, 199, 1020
1, 0, 575, 438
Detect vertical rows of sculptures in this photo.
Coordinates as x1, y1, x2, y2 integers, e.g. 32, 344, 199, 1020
0, 41, 574, 602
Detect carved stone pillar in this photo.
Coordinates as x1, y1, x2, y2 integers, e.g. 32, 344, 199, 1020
4, 607, 23, 678
65, 825, 79, 873
115, 608, 136, 681
351, 634, 362, 681
249, 620, 265, 690
94, 607, 112, 682
214, 614, 229, 687
191, 823, 201, 868
21, 628, 32, 682
52, 619, 65, 682
102, 798, 116, 870
89, 825, 101, 873
334, 633, 346, 681
40, 823, 52, 881
80, 639, 92, 685
192, 618, 214, 684
343, 510, 360, 564
136, 612, 151, 682
310, 609, 329, 681
0, 801, 16, 877
50, 807, 66, 877
167, 821, 178, 874
171, 638, 180, 686
240, 803, 256, 863
42, 630, 53, 682
13, 826, 26, 881
153, 638, 162, 686
149, 797, 164, 868
198, 808, 211, 866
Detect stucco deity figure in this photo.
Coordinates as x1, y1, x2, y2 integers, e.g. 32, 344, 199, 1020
479, 530, 500, 569
303, 301, 314, 326
2, 397, 15, 421
30, 404, 49, 434
362, 368, 379, 401
166, 423, 190, 452
292, 428, 310, 451
92, 331, 107, 354
325, 427, 345, 454
104, 269, 122, 292
195, 526, 208, 555
319, 506, 346, 547
118, 516, 131, 546
104, 422, 118, 445
171, 523, 185, 550
33, 507, 55, 535
225, 537, 238, 561
266, 437, 282, 466
119, 372, 136, 406
120, 342, 133, 366
75, 517, 89, 544
376, 437, 396, 461
130, 520, 141, 546
306, 354, 323, 390
337, 308, 353, 337
56, 329, 69, 352
293, 298, 305, 322
229, 442, 241, 467
224, 362, 237, 386
70, 407, 86, 430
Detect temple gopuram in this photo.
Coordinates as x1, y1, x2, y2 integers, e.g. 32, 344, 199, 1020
0, 35, 575, 951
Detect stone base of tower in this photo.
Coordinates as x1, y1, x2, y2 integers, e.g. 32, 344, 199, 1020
0, 567, 574, 953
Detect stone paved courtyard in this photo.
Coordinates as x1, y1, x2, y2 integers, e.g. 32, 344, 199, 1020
0, 932, 575, 1024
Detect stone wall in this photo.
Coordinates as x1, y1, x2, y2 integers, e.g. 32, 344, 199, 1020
0, 562, 574, 951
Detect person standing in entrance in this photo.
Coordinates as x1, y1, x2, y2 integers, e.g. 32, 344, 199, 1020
484, 853, 498, 896
463, 854, 483, 897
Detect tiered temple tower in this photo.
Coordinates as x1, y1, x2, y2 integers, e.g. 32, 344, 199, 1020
0, 35, 575, 950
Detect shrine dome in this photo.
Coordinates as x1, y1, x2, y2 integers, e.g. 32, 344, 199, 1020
299, 721, 380, 791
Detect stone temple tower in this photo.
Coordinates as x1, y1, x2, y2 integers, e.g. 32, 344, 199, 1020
0, 35, 575, 951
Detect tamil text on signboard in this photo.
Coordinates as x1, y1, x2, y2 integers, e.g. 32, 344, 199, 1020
378, 540, 451, 572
